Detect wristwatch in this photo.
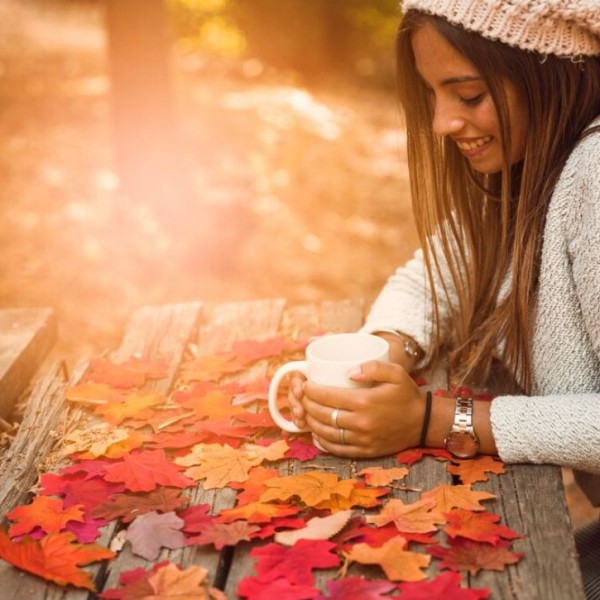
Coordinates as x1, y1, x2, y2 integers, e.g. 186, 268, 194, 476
445, 396, 480, 459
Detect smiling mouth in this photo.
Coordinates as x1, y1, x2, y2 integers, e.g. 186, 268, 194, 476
455, 136, 493, 151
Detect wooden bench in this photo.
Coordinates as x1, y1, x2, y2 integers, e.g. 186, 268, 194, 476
0, 299, 586, 598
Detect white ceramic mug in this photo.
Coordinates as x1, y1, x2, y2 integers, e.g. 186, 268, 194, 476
268, 332, 390, 433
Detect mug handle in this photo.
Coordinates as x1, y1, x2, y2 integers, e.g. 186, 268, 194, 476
268, 361, 310, 433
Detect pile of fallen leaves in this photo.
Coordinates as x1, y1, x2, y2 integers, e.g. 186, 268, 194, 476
0, 336, 523, 598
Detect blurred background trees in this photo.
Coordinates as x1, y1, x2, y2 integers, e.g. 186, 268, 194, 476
168, 0, 399, 86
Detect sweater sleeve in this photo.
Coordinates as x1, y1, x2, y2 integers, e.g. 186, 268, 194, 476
490, 394, 600, 474
360, 245, 454, 356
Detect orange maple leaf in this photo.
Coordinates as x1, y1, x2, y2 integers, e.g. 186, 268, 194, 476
94, 389, 166, 425
447, 456, 505, 485
260, 472, 354, 507
217, 501, 301, 524
229, 466, 281, 504
444, 508, 522, 544
345, 536, 430, 581
7, 496, 85, 537
64, 382, 123, 405
366, 497, 445, 534
315, 484, 388, 511
0, 529, 114, 590
176, 444, 255, 489
429, 537, 523, 575
359, 466, 409, 486
180, 353, 244, 382
422, 484, 495, 513
243, 440, 290, 465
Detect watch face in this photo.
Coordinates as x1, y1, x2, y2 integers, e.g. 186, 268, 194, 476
445, 431, 479, 459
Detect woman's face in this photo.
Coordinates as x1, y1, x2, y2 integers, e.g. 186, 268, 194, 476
411, 22, 528, 174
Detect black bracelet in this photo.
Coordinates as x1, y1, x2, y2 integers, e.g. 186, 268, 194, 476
419, 391, 433, 447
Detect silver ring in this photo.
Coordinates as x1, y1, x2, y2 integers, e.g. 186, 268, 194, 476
339, 428, 346, 445
331, 408, 341, 428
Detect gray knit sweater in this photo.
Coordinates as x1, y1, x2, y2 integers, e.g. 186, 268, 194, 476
362, 117, 600, 504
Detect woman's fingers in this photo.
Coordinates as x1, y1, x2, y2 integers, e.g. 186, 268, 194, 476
348, 359, 409, 385
287, 374, 308, 429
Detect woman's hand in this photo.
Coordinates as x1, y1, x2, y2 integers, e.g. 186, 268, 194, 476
301, 360, 426, 458
287, 374, 308, 430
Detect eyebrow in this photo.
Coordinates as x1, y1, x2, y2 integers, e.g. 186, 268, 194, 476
441, 75, 482, 86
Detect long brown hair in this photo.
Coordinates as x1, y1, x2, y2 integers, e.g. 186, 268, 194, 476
396, 11, 600, 393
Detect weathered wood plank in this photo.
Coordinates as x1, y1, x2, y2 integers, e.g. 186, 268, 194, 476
100, 299, 288, 593
166, 298, 288, 590
0, 360, 87, 516
471, 464, 585, 599
0, 302, 203, 599
224, 298, 366, 597
0, 307, 56, 418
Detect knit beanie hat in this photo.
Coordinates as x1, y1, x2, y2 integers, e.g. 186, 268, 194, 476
402, 0, 600, 57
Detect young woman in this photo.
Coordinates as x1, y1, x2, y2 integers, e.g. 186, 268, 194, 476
289, 0, 600, 593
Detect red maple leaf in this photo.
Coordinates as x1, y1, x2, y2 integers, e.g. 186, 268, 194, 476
38, 473, 126, 511
250, 539, 340, 586
397, 571, 489, 599
178, 503, 214, 533
284, 436, 322, 461
7, 496, 85, 537
237, 576, 320, 600
103, 449, 195, 492
59, 458, 113, 480
396, 448, 452, 465
444, 509, 522, 544
320, 576, 397, 599
429, 537, 523, 575
0, 529, 114, 590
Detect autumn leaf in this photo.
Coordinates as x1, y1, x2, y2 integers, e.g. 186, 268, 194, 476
38, 473, 126, 511
178, 503, 213, 534
444, 509, 522, 544
83, 358, 148, 389
359, 466, 409, 486
175, 444, 255, 488
125, 511, 186, 561
284, 436, 322, 461
429, 537, 523, 575
274, 510, 353, 546
187, 520, 261, 550
7, 496, 85, 537
229, 466, 281, 504
94, 389, 166, 425
100, 562, 226, 600
421, 484, 495, 513
237, 576, 320, 600
260, 471, 354, 507
319, 576, 397, 599
250, 539, 340, 586
447, 456, 506, 485
57, 424, 130, 458
253, 517, 307, 540
91, 487, 190, 523
181, 353, 244, 382
396, 448, 452, 465
397, 571, 490, 599
0, 529, 114, 591
217, 501, 301, 524
103, 449, 195, 492
145, 563, 226, 599
243, 439, 290, 464
65, 382, 123, 405
345, 536, 430, 582
366, 497, 445, 534
315, 484, 387, 511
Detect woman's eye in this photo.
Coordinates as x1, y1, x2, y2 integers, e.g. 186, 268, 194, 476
459, 93, 485, 106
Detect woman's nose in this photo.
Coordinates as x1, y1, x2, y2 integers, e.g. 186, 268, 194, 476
432, 104, 465, 137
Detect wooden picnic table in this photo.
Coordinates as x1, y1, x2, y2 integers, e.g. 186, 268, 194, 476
0, 299, 586, 599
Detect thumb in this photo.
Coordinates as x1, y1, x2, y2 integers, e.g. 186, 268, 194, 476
348, 360, 408, 385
